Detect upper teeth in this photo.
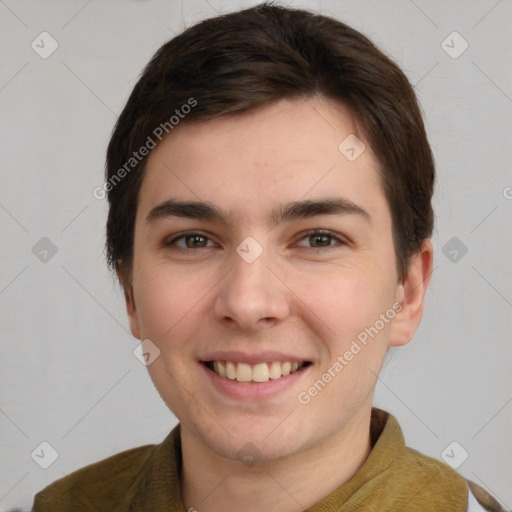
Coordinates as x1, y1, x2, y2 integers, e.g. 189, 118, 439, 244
212, 361, 305, 382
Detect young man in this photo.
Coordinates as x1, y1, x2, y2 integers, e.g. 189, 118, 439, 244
32, 3, 505, 511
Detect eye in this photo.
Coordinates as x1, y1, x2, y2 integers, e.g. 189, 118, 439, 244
296, 230, 347, 250
164, 229, 347, 253
164, 231, 216, 251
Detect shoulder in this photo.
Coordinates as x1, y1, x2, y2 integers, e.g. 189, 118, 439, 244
364, 410, 507, 512
401, 446, 469, 503
32, 442, 157, 511
400, 447, 506, 512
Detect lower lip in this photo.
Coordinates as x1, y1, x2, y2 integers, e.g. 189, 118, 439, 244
201, 363, 311, 400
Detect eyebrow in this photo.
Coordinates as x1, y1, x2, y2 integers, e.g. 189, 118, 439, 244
145, 197, 371, 226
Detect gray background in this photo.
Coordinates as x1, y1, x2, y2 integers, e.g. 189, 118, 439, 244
1, 0, 511, 510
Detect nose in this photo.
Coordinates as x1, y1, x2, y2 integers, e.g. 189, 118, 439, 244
213, 244, 290, 332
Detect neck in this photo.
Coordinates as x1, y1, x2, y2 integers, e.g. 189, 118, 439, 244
181, 408, 373, 512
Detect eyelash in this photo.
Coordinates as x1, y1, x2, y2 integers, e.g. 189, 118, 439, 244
164, 229, 347, 253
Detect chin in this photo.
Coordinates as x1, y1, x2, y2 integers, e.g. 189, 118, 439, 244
193, 413, 311, 463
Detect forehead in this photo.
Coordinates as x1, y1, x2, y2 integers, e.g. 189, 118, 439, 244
136, 96, 388, 228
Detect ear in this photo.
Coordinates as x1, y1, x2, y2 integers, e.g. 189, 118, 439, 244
388, 239, 433, 347
116, 265, 142, 340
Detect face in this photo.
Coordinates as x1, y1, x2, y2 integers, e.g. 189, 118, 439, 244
123, 96, 428, 463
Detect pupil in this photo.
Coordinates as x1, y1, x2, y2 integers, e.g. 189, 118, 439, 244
187, 235, 205, 248
313, 235, 329, 247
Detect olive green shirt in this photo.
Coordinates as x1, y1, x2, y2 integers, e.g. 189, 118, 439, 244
32, 408, 504, 511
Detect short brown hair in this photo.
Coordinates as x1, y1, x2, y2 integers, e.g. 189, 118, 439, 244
105, 2, 434, 283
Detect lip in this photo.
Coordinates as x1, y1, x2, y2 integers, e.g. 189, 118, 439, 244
199, 350, 310, 366
200, 360, 312, 400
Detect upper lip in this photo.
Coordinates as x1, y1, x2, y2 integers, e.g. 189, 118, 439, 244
199, 351, 312, 365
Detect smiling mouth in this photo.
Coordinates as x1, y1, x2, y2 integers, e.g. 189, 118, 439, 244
203, 360, 311, 383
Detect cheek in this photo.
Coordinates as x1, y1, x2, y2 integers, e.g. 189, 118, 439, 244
297, 264, 395, 356
132, 263, 205, 343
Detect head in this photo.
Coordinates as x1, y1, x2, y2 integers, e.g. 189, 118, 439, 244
104, 3, 434, 463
